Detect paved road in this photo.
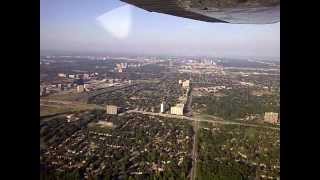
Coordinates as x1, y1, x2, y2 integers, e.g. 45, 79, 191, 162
126, 110, 280, 131
187, 88, 197, 180
190, 119, 199, 180
185, 88, 193, 116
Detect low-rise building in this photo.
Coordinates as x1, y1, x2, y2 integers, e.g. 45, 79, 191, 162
106, 105, 118, 115
84, 84, 89, 91
182, 80, 190, 88
68, 74, 75, 79
77, 85, 85, 93
83, 74, 90, 79
240, 81, 254, 87
171, 104, 184, 115
57, 73, 66, 78
264, 112, 279, 124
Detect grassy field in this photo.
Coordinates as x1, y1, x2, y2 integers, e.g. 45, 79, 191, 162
40, 99, 103, 117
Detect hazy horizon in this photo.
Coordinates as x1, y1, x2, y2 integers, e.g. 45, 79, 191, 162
41, 0, 280, 58
40, 49, 280, 61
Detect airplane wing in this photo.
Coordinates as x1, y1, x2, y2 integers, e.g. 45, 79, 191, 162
120, 0, 280, 24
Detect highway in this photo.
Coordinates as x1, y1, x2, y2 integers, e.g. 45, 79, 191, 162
125, 110, 280, 131
40, 100, 279, 131
42, 93, 279, 180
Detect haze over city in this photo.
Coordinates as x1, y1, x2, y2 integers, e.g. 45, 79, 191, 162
41, 0, 280, 58
40, 0, 280, 179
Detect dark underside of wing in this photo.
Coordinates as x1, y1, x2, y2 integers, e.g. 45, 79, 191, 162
120, 0, 228, 23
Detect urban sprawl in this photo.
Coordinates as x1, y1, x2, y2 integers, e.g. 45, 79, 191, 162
40, 55, 280, 180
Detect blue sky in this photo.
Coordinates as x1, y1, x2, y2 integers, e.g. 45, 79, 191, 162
40, 0, 280, 58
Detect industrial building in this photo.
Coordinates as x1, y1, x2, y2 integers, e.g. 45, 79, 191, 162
106, 105, 118, 115
170, 104, 184, 115
264, 112, 279, 124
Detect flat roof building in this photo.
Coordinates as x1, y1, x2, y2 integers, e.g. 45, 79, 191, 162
77, 85, 85, 93
264, 112, 279, 124
58, 73, 66, 78
68, 74, 75, 79
83, 74, 90, 79
106, 105, 118, 115
171, 104, 184, 115
182, 80, 190, 88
